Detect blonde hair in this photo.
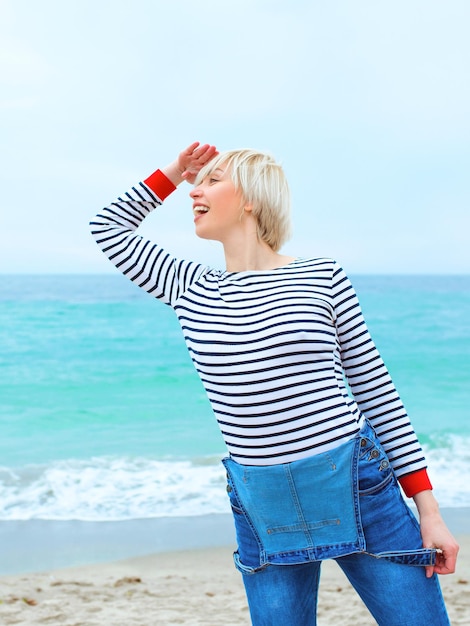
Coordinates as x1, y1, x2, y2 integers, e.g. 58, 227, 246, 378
195, 149, 292, 252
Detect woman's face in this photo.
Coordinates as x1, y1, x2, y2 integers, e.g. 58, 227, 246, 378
189, 165, 246, 243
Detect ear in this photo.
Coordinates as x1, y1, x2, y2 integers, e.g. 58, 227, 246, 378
244, 203, 253, 213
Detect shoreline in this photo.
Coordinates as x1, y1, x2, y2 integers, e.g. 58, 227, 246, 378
0, 514, 236, 577
0, 509, 468, 624
0, 507, 468, 577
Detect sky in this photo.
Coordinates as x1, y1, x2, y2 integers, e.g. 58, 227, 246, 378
1, 0, 469, 275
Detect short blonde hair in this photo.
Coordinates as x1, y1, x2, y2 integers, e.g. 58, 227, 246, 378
195, 149, 292, 252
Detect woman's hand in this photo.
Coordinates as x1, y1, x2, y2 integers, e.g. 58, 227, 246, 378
163, 142, 218, 186
413, 490, 459, 577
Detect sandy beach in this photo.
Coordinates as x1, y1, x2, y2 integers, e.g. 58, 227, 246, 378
0, 539, 469, 625
0, 509, 468, 625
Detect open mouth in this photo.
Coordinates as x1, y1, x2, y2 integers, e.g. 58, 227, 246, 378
193, 205, 210, 216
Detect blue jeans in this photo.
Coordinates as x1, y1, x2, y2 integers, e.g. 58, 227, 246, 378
224, 422, 450, 625
238, 553, 449, 626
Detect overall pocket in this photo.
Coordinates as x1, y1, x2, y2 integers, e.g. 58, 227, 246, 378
358, 431, 393, 495
356, 426, 435, 565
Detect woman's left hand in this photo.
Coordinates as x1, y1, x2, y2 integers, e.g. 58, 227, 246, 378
414, 490, 459, 577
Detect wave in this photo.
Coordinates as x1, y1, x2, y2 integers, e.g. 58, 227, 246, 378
422, 434, 470, 507
0, 437, 468, 521
0, 456, 230, 521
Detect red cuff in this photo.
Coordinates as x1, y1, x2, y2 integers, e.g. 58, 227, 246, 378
398, 469, 433, 498
143, 169, 177, 201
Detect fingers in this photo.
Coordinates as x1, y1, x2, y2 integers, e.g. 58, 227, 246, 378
184, 141, 201, 154
189, 143, 218, 165
182, 142, 216, 161
436, 547, 458, 575
180, 143, 217, 165
178, 142, 218, 184
426, 543, 459, 577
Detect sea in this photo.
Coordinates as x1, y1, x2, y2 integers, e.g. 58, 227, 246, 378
1, 273, 469, 523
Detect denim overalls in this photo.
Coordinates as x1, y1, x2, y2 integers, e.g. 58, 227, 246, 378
223, 420, 436, 574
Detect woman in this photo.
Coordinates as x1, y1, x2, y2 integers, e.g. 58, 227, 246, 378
91, 142, 458, 625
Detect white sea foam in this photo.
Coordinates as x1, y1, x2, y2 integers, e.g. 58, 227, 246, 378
0, 456, 230, 521
0, 437, 468, 521
423, 435, 470, 507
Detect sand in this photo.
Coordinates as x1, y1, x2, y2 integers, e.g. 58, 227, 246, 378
0, 535, 468, 625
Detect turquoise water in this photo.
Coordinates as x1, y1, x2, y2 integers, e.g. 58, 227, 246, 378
352, 275, 469, 442
0, 274, 469, 520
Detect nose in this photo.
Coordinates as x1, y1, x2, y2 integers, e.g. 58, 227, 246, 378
189, 185, 201, 199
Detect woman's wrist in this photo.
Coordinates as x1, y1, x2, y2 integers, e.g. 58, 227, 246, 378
413, 489, 441, 519
162, 160, 186, 187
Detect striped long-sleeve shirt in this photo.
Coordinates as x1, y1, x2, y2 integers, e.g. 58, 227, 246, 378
90, 170, 431, 497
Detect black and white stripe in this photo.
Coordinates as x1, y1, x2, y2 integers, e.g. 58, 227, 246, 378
91, 182, 427, 477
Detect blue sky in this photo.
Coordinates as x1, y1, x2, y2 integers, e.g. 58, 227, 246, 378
1, 0, 469, 274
